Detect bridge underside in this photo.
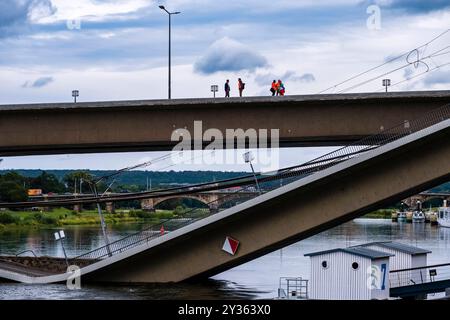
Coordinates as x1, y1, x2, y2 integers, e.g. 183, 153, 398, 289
1, 91, 450, 156
80, 125, 450, 283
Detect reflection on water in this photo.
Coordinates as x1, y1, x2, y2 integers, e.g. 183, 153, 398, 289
1, 219, 450, 300
0, 280, 264, 300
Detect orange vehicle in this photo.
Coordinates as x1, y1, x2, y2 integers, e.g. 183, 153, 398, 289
27, 189, 43, 196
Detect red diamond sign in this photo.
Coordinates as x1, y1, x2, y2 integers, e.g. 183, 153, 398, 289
222, 236, 239, 255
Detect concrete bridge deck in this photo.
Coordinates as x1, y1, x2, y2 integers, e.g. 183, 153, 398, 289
1, 111, 449, 284
1, 90, 450, 156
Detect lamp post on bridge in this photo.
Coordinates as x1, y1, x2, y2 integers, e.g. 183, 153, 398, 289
243, 151, 261, 195
382, 79, 391, 93
211, 85, 219, 98
159, 5, 181, 100
72, 90, 79, 103
88, 180, 112, 257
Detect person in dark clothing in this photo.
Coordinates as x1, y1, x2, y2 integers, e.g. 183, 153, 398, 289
238, 78, 245, 97
224, 79, 230, 97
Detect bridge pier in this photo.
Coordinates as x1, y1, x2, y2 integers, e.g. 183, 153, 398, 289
106, 202, 115, 214
209, 203, 219, 213
73, 204, 83, 213
41, 195, 51, 212
141, 199, 155, 212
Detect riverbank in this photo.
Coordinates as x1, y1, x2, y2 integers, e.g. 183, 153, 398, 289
0, 208, 196, 231
0, 207, 393, 231
362, 209, 394, 219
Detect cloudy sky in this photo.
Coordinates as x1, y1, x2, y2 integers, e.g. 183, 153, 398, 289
0, 0, 449, 172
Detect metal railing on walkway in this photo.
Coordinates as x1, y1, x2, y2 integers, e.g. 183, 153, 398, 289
390, 262, 450, 288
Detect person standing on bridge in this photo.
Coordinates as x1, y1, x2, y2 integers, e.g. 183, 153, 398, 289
277, 80, 285, 96
224, 79, 230, 98
270, 80, 277, 96
238, 78, 245, 97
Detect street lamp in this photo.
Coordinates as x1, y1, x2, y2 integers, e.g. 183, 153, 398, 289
382, 79, 391, 92
211, 85, 219, 98
159, 5, 180, 100
243, 151, 261, 195
72, 90, 79, 103
54, 230, 69, 267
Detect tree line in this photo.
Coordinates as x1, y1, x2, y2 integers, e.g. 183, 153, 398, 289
0, 171, 100, 202
0, 170, 247, 203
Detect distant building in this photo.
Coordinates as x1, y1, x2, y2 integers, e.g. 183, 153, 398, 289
305, 247, 393, 300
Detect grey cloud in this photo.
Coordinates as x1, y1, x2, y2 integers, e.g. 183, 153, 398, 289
403, 67, 414, 79
194, 37, 268, 75
254, 70, 316, 86
22, 76, 54, 88
290, 72, 316, 82
0, 0, 56, 38
423, 70, 450, 86
365, 0, 450, 13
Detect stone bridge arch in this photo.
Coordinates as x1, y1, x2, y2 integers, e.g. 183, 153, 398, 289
140, 191, 259, 213
141, 193, 221, 212
403, 194, 450, 208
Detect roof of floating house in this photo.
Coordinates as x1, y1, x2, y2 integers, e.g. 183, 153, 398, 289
353, 241, 431, 255
304, 247, 394, 259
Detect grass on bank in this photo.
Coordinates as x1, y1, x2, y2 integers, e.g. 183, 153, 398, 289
0, 206, 394, 230
0, 206, 202, 230
362, 209, 394, 219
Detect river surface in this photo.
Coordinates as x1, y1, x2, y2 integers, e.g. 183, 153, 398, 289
1, 219, 450, 300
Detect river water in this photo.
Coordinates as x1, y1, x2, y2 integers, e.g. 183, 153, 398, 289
1, 219, 450, 300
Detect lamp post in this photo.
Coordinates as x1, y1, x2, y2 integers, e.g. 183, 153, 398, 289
211, 85, 218, 98
382, 79, 391, 92
243, 151, 261, 195
72, 90, 79, 103
159, 5, 180, 100
54, 230, 69, 267
88, 180, 112, 257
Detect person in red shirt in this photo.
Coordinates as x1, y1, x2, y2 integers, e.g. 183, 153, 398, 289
270, 80, 277, 96
238, 78, 245, 97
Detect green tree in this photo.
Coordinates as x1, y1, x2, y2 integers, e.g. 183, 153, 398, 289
30, 171, 65, 194
0, 181, 28, 202
1, 171, 26, 185
0, 172, 28, 203
63, 171, 94, 193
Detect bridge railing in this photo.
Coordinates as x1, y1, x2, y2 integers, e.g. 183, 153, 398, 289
389, 263, 450, 288
69, 102, 450, 266
70, 185, 261, 262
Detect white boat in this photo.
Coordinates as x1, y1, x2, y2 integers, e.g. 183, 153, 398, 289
397, 211, 407, 221
412, 211, 425, 223
427, 211, 438, 225
438, 207, 450, 228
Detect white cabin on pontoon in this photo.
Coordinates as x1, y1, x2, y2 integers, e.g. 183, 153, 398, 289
353, 241, 430, 271
304, 247, 392, 300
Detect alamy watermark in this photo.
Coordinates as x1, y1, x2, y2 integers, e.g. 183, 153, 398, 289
66, 265, 81, 290
366, 5, 381, 31
66, 18, 82, 30
171, 121, 280, 172
367, 264, 387, 290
